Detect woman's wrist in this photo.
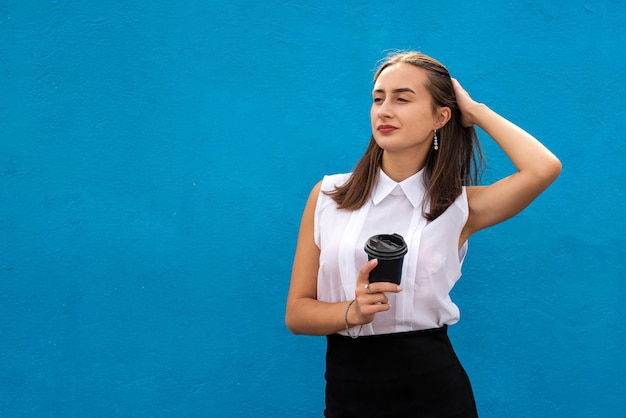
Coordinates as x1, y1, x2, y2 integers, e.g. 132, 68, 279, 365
463, 102, 488, 127
344, 300, 363, 339
345, 300, 359, 327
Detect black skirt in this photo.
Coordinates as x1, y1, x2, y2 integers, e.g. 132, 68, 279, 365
324, 326, 478, 418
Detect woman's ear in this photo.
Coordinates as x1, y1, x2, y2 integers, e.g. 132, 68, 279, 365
437, 107, 451, 128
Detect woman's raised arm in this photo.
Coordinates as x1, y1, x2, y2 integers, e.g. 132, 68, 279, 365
455, 79, 562, 242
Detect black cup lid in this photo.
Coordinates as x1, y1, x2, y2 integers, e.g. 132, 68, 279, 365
364, 233, 408, 258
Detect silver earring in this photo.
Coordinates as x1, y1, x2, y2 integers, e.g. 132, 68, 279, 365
433, 130, 439, 151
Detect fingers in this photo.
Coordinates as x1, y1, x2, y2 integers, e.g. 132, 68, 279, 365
357, 259, 402, 292
451, 78, 477, 128
357, 283, 394, 314
356, 259, 402, 295
364, 291, 389, 306
451, 78, 468, 95
353, 291, 392, 324
353, 259, 403, 325
356, 258, 378, 286
362, 281, 402, 295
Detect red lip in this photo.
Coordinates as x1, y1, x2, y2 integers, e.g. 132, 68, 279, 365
377, 125, 398, 133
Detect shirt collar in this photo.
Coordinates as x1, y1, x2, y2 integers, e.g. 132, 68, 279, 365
372, 168, 426, 209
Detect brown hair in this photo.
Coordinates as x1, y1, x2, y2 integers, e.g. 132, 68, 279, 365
326, 51, 483, 221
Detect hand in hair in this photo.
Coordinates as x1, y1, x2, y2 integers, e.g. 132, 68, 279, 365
452, 78, 480, 128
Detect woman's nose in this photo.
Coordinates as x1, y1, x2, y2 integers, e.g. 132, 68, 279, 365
377, 100, 392, 118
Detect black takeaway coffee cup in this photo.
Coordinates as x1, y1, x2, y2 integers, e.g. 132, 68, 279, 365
363, 233, 408, 285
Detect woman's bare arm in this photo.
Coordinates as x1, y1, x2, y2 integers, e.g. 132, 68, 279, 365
454, 79, 562, 243
285, 182, 401, 335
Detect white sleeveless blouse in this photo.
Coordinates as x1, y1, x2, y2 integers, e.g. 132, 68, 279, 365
314, 168, 469, 336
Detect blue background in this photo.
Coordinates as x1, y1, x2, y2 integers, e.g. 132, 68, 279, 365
2, 1, 625, 416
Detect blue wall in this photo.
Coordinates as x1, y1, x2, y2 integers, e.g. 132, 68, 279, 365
1, 1, 625, 416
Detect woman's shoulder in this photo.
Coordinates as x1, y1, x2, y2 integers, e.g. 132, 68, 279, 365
320, 172, 352, 192
312, 172, 352, 215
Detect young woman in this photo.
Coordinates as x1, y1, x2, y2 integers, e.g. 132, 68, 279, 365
285, 51, 561, 417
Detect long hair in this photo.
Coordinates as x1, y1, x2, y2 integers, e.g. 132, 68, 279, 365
326, 51, 484, 221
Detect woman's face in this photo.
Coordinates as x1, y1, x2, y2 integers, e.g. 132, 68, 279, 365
370, 63, 444, 155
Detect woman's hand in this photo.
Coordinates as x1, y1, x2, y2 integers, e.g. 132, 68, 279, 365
349, 259, 402, 326
452, 78, 480, 128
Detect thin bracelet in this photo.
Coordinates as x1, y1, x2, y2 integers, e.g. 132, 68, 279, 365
344, 299, 363, 339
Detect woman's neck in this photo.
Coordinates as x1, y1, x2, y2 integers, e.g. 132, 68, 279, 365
381, 151, 427, 182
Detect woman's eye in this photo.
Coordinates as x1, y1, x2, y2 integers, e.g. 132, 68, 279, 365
397, 97, 409, 102
373, 97, 383, 103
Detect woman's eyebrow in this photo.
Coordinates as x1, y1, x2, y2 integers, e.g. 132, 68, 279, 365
372, 87, 417, 94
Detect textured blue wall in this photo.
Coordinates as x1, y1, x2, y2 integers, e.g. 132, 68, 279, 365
1, 1, 625, 416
